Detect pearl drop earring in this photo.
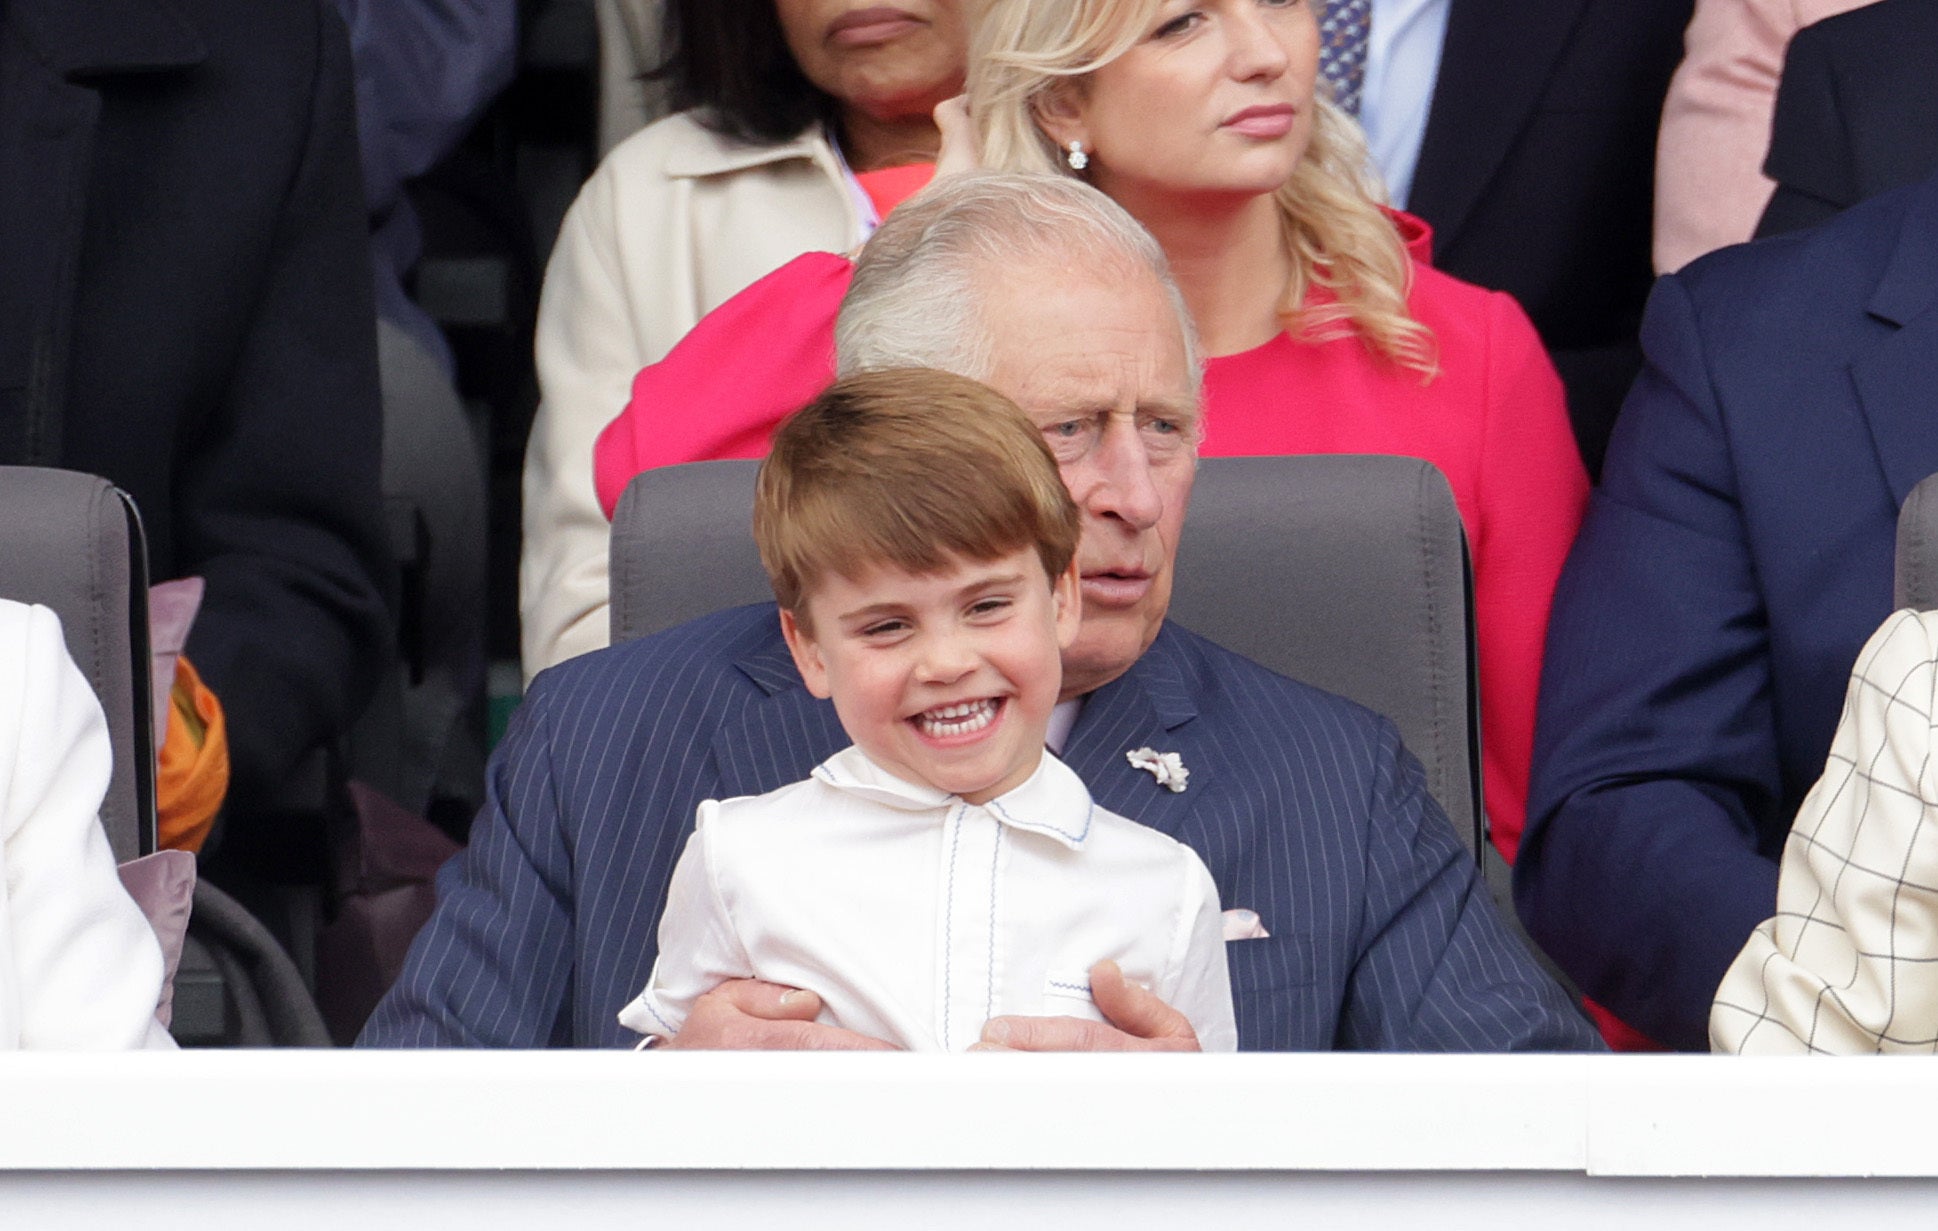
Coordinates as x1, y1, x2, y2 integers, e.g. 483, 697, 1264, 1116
1066, 140, 1089, 172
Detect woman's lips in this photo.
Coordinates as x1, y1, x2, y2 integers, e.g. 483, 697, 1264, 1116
1222, 104, 1296, 138
828, 7, 924, 47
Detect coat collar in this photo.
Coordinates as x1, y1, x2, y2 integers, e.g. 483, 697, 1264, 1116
811, 745, 1098, 852
660, 117, 835, 180
1854, 176, 1938, 508
7, 0, 203, 78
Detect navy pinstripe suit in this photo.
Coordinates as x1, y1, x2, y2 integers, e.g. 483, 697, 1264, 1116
362, 605, 1597, 1050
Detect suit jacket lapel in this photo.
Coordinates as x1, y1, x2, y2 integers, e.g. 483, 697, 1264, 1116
1062, 626, 1207, 841
1409, 0, 1592, 256
1854, 179, 1938, 509
711, 634, 848, 797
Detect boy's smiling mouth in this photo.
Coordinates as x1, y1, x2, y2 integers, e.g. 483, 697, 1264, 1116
912, 697, 1003, 741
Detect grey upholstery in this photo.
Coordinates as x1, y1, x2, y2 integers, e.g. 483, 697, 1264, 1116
609, 454, 1485, 855
0, 466, 154, 861
347, 319, 489, 822
1897, 472, 1938, 610
0, 465, 330, 1045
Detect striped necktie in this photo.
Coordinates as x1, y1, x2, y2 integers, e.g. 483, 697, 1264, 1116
1319, 0, 1372, 118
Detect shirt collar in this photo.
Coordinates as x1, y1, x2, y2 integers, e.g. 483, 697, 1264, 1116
811, 745, 1096, 851
660, 117, 835, 179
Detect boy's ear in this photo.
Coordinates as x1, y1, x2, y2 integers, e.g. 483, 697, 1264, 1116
779, 607, 834, 699
1030, 81, 1087, 153
1052, 559, 1082, 651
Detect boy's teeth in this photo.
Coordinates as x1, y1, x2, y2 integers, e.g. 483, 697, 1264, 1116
918, 699, 998, 736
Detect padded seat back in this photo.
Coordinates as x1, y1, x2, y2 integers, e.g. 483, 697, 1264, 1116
0, 466, 154, 860
610, 454, 1483, 853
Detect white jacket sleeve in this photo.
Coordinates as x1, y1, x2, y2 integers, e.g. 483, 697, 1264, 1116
1713, 608, 1938, 1054
1, 603, 172, 1049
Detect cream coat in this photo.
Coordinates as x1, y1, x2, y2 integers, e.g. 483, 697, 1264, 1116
520, 111, 862, 678
0, 601, 171, 1049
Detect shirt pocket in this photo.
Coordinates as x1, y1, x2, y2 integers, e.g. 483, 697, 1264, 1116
1225, 935, 1324, 1049
1040, 968, 1108, 1022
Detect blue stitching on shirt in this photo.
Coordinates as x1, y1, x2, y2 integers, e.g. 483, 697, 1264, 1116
942, 801, 965, 1051
989, 797, 1092, 843
1046, 979, 1093, 996
633, 994, 676, 1036
986, 824, 1001, 1025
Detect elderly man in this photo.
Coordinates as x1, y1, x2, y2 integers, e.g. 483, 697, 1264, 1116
364, 174, 1594, 1051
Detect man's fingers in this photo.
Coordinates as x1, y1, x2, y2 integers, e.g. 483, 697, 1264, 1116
662, 979, 899, 1050
1087, 959, 1198, 1046
973, 961, 1201, 1052
932, 93, 982, 178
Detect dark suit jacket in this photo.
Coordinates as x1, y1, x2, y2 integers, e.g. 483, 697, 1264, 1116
0, 0, 393, 866
1757, 0, 1938, 240
1518, 172, 1938, 1050
362, 605, 1598, 1051
1410, 0, 1693, 477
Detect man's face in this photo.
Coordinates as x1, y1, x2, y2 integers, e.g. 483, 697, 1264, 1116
976, 267, 1200, 699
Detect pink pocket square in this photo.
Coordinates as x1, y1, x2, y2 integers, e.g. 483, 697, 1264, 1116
1222, 908, 1270, 941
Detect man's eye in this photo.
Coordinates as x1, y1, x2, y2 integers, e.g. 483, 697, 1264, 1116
1048, 420, 1088, 438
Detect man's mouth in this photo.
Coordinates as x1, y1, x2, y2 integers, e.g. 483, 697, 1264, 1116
913, 697, 1001, 739
1080, 567, 1154, 607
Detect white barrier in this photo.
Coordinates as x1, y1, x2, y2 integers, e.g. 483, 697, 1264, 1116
1, 1052, 1933, 1224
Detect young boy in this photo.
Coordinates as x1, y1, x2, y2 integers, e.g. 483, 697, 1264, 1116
618, 369, 1237, 1051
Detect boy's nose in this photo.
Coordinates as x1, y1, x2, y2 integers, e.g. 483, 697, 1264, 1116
915, 635, 978, 683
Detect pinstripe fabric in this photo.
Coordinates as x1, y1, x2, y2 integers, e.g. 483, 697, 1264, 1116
362, 605, 1598, 1051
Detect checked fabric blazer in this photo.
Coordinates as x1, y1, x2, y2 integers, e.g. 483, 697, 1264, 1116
362, 605, 1596, 1051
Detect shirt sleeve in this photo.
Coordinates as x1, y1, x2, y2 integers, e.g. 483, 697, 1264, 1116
1164, 852, 1238, 1052
617, 801, 757, 1042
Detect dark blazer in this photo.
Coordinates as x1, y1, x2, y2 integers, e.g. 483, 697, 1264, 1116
0, 0, 393, 863
1757, 0, 1938, 240
362, 604, 1598, 1051
1518, 172, 1938, 1050
1410, 0, 1693, 477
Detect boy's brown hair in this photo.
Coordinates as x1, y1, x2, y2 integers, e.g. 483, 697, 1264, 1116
754, 369, 1080, 621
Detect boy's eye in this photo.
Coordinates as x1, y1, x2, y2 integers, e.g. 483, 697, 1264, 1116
859, 619, 908, 638
968, 597, 1012, 617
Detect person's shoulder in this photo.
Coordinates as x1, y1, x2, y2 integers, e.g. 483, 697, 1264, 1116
524, 603, 792, 716
1153, 623, 1398, 749
597, 109, 826, 183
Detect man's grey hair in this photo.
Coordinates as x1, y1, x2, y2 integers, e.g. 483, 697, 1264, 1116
834, 172, 1202, 390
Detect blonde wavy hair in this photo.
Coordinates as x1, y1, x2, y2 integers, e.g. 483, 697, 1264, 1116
968, 0, 1436, 376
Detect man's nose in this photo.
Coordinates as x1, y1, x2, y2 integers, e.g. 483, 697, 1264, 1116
1081, 421, 1164, 531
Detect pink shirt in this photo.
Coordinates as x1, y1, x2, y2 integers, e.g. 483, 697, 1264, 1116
595, 216, 1587, 859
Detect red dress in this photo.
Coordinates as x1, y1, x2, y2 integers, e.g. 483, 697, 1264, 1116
595, 216, 1588, 861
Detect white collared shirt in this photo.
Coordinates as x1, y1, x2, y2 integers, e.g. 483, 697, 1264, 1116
620, 746, 1237, 1051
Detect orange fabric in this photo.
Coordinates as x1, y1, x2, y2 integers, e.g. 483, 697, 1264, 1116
157, 654, 227, 853
854, 162, 934, 221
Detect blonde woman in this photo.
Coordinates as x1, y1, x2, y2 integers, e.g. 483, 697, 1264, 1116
595, 0, 1586, 863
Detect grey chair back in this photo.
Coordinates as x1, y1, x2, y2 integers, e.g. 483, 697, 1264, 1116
1896, 472, 1938, 610
0, 466, 154, 860
610, 454, 1484, 854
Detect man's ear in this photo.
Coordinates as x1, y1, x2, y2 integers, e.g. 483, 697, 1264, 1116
779, 607, 833, 699
1030, 81, 1087, 153
1052, 559, 1083, 651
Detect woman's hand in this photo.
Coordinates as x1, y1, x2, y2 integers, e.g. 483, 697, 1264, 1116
933, 94, 983, 179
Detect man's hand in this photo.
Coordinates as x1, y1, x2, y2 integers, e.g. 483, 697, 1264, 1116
973, 960, 1202, 1052
662, 979, 899, 1051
